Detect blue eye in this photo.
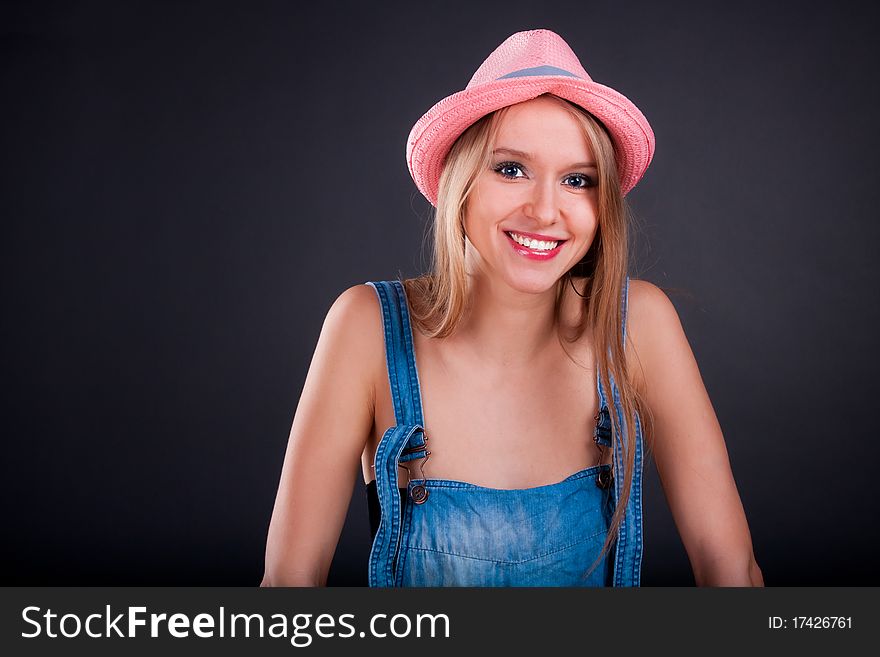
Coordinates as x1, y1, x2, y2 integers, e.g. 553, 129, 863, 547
565, 174, 597, 189
493, 161, 525, 179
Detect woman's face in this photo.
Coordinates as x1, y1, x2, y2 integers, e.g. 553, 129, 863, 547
463, 96, 599, 294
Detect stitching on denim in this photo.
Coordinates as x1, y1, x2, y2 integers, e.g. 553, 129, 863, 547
369, 426, 396, 585
613, 466, 626, 584
612, 370, 627, 586
379, 286, 400, 585
609, 313, 641, 588
387, 283, 407, 426
415, 463, 611, 491
377, 429, 399, 585
393, 279, 426, 427
366, 283, 386, 585
367, 282, 410, 586
391, 281, 413, 424
632, 411, 644, 585
396, 281, 430, 458
394, 493, 414, 585
404, 528, 608, 565
377, 282, 404, 427
369, 281, 429, 586
373, 425, 419, 586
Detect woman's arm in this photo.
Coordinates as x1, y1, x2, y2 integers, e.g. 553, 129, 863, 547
260, 284, 384, 586
626, 280, 764, 587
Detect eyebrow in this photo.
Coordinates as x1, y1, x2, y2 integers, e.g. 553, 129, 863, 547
492, 147, 598, 169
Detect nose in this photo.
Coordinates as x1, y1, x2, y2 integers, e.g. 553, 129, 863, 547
524, 177, 561, 226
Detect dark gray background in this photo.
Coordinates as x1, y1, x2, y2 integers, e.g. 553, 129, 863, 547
2, 0, 877, 585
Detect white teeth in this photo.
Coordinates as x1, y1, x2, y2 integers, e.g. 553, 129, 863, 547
507, 231, 559, 251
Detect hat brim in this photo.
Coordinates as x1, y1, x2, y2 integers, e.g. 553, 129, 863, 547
406, 75, 655, 206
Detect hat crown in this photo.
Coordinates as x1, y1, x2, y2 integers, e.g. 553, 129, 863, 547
466, 29, 593, 89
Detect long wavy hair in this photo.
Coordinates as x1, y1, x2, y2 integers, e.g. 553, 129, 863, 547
402, 92, 655, 582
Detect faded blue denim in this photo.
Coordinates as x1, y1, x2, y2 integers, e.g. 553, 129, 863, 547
365, 276, 644, 587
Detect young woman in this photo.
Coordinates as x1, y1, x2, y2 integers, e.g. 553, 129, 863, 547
261, 29, 764, 587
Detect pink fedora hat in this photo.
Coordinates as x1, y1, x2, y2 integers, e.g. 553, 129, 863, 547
406, 29, 655, 206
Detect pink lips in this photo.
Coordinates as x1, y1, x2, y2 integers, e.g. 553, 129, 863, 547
504, 231, 566, 260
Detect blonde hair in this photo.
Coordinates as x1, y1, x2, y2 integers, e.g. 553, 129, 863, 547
403, 93, 654, 582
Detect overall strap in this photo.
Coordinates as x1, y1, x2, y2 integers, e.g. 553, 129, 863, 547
594, 274, 631, 448
365, 280, 429, 586
366, 280, 426, 428
594, 274, 644, 586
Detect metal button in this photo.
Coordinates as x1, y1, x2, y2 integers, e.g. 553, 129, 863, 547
596, 469, 613, 490
410, 484, 429, 504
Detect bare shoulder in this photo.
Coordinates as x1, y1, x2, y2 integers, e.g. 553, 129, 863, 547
625, 278, 687, 392
627, 278, 680, 324
326, 283, 382, 330
320, 283, 386, 406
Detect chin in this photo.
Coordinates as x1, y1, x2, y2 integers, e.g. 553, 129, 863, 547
504, 270, 563, 295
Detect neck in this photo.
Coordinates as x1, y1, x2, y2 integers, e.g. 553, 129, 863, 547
451, 271, 565, 367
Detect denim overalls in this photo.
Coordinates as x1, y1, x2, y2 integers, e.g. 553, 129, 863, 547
365, 276, 644, 587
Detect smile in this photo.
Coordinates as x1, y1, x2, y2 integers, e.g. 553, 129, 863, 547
504, 230, 567, 260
